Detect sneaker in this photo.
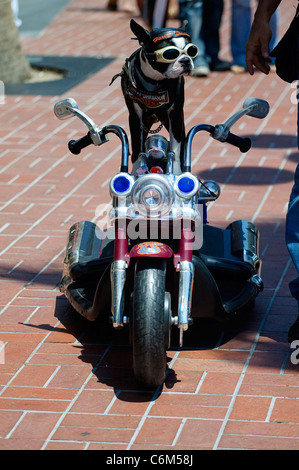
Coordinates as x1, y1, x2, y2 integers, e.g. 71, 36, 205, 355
107, 0, 117, 10
210, 60, 232, 72
231, 64, 247, 74
288, 313, 299, 343
192, 65, 210, 77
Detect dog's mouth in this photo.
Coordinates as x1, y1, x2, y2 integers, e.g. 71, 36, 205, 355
182, 63, 193, 73
164, 60, 194, 78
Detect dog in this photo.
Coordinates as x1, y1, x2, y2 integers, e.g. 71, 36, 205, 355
110, 19, 198, 174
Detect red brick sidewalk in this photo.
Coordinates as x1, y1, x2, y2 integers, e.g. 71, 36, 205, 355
0, 0, 299, 451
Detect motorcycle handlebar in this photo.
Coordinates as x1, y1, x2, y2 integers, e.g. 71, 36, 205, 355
67, 124, 251, 173
226, 132, 251, 153
68, 132, 93, 155
184, 124, 252, 172
67, 125, 130, 172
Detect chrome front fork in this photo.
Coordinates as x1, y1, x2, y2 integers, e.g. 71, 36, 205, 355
177, 260, 194, 347
110, 260, 127, 328
110, 258, 194, 346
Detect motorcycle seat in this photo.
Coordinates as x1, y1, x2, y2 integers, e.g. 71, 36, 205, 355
199, 253, 254, 281
68, 256, 112, 280
198, 224, 258, 281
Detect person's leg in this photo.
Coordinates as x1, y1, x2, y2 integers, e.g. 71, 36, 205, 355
179, 0, 209, 75
152, 0, 169, 27
269, 8, 279, 50
286, 64, 299, 342
286, 167, 299, 341
202, 0, 231, 70
202, 0, 228, 69
144, 0, 155, 28
231, 0, 251, 68
231, 0, 278, 72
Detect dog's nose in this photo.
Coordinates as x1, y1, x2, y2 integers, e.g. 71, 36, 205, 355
179, 56, 191, 65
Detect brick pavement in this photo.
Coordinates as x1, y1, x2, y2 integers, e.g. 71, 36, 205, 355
0, 0, 299, 451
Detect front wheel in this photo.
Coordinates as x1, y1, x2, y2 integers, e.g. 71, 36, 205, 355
131, 258, 171, 388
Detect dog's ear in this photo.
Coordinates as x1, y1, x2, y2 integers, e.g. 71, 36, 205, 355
130, 19, 151, 47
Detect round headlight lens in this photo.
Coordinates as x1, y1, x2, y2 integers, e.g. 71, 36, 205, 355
110, 173, 134, 197
131, 174, 174, 217
113, 176, 130, 193
141, 186, 163, 209
177, 176, 195, 194
174, 173, 199, 198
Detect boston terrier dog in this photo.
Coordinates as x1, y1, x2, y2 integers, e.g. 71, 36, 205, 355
110, 19, 198, 174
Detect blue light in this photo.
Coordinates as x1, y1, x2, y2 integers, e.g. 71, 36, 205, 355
113, 175, 131, 193
178, 176, 195, 194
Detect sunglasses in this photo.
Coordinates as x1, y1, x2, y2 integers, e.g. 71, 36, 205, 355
146, 43, 199, 63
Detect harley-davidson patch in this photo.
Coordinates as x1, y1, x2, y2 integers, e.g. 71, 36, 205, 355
127, 83, 169, 108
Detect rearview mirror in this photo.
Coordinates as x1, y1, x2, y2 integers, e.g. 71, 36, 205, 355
54, 98, 78, 120
243, 97, 269, 119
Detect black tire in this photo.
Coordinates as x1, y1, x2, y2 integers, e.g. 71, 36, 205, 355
132, 258, 170, 388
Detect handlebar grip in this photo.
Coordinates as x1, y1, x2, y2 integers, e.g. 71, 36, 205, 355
68, 132, 93, 155
226, 132, 251, 153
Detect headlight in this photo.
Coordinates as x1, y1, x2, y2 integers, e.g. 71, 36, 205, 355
131, 174, 174, 217
110, 173, 135, 197
174, 173, 199, 199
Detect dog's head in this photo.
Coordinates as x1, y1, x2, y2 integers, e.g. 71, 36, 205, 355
130, 19, 197, 80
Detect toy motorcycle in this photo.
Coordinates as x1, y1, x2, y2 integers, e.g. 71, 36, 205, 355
54, 96, 269, 388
